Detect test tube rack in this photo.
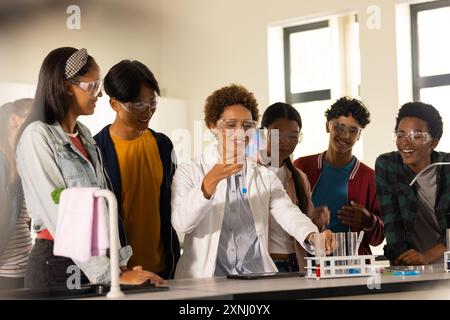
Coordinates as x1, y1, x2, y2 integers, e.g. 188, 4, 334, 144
305, 255, 376, 279
444, 252, 450, 272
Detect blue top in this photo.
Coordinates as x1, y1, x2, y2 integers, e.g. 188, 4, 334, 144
312, 157, 356, 233
215, 173, 265, 276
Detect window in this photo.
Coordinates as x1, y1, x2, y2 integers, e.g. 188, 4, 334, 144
284, 21, 332, 104
411, 0, 450, 149
411, 0, 450, 99
282, 15, 361, 159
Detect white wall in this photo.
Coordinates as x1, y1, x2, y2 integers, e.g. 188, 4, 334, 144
158, 0, 402, 167
0, 0, 412, 168
0, 0, 190, 139
0, 0, 162, 90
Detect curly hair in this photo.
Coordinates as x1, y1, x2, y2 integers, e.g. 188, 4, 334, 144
395, 102, 443, 139
204, 84, 259, 127
325, 97, 371, 128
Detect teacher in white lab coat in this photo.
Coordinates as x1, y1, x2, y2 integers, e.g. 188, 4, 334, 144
171, 84, 333, 279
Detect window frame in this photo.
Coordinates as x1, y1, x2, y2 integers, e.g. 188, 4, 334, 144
283, 20, 331, 104
410, 0, 450, 101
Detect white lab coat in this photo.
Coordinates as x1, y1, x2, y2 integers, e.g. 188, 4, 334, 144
171, 145, 319, 279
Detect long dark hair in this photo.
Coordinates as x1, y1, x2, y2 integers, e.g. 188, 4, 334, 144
261, 102, 308, 213
26, 47, 95, 127
16, 47, 95, 151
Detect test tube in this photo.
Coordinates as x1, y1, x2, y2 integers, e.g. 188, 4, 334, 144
347, 232, 358, 256
332, 232, 346, 256
332, 233, 346, 274
446, 228, 450, 251
242, 161, 247, 194
313, 233, 326, 257
347, 232, 360, 274
313, 233, 326, 277
446, 229, 450, 270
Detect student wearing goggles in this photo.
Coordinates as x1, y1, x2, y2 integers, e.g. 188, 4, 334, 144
94, 60, 180, 281
16, 48, 160, 289
294, 97, 384, 256
376, 102, 450, 266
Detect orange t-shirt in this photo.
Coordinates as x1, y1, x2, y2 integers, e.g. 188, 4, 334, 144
111, 130, 166, 273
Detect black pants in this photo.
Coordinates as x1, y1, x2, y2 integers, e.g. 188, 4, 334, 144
156, 269, 171, 280
273, 254, 299, 273
25, 239, 89, 289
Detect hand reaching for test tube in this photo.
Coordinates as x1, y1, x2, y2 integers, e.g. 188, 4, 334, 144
306, 230, 335, 256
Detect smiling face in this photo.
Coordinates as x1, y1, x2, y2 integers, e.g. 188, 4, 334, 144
112, 84, 158, 131
395, 116, 438, 173
326, 115, 362, 155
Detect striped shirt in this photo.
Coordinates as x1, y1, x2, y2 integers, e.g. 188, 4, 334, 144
0, 200, 33, 278
214, 174, 265, 276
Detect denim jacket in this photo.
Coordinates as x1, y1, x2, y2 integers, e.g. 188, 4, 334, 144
16, 120, 132, 284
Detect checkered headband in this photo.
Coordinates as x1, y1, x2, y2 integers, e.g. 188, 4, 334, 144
64, 48, 88, 79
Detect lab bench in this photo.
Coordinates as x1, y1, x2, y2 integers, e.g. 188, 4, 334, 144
83, 263, 450, 300
2, 263, 449, 300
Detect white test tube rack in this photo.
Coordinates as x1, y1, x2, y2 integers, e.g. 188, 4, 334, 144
444, 252, 450, 272
305, 255, 376, 279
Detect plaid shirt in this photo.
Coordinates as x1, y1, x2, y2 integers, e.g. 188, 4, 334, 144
375, 151, 450, 260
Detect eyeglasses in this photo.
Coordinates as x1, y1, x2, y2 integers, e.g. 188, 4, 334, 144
393, 129, 432, 144
268, 130, 303, 144
216, 119, 258, 132
69, 79, 103, 97
329, 121, 362, 138
118, 94, 160, 113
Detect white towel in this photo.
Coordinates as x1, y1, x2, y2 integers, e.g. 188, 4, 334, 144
53, 187, 109, 262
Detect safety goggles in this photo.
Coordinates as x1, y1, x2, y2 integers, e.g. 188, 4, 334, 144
118, 94, 160, 113
69, 79, 103, 97
216, 119, 258, 132
329, 121, 362, 139
393, 129, 432, 144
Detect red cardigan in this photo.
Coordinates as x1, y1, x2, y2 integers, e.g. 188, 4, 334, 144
294, 152, 384, 255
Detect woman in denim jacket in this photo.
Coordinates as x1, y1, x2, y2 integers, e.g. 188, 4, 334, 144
16, 47, 164, 289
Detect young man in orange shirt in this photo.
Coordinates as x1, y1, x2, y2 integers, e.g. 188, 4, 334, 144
95, 60, 180, 279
